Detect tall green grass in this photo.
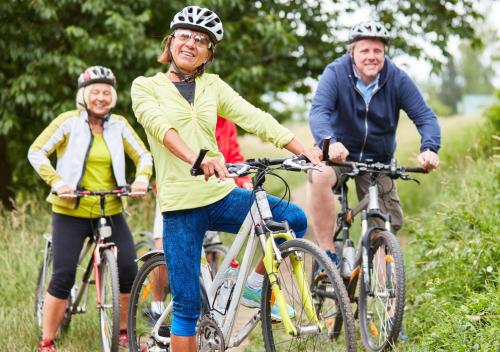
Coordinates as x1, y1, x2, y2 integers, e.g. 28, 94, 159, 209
398, 103, 500, 351
0, 194, 155, 351
401, 156, 499, 351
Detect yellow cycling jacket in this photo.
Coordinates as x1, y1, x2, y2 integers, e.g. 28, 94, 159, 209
28, 109, 153, 209
131, 72, 294, 212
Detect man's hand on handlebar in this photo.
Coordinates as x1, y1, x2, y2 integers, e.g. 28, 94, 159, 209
417, 150, 439, 172
328, 142, 349, 163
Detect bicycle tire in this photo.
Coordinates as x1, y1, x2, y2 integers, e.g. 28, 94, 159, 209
34, 241, 73, 334
128, 254, 212, 352
99, 248, 121, 352
34, 243, 53, 329
261, 239, 356, 352
358, 230, 405, 352
128, 255, 170, 352
205, 244, 227, 277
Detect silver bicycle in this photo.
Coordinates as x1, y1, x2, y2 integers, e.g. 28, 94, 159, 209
128, 154, 357, 351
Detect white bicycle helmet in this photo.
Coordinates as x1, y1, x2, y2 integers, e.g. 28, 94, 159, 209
348, 21, 391, 44
77, 65, 116, 88
170, 6, 223, 44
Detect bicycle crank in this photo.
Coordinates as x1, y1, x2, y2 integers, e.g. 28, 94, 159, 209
196, 314, 225, 352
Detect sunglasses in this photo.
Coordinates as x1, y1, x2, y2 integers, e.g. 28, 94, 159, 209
173, 29, 212, 49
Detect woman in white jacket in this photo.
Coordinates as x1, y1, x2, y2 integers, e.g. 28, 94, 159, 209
28, 66, 152, 352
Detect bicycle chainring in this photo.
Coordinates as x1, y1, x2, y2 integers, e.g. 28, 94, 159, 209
196, 314, 225, 352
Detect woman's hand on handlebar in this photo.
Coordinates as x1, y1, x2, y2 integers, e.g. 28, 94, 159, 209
130, 181, 149, 198
301, 146, 323, 165
56, 185, 74, 199
201, 156, 229, 181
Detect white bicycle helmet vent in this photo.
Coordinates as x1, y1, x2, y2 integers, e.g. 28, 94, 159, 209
348, 21, 391, 44
77, 66, 116, 89
170, 6, 223, 44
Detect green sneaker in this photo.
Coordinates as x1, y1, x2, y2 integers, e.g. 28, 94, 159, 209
242, 284, 295, 321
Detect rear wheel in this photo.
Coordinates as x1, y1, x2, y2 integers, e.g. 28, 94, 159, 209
34, 241, 53, 329
359, 230, 405, 352
205, 244, 227, 278
34, 238, 72, 334
134, 231, 156, 259
261, 239, 356, 351
99, 248, 120, 352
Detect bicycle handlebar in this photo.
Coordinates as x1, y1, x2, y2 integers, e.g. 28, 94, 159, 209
52, 185, 152, 199
190, 150, 316, 178
320, 138, 427, 179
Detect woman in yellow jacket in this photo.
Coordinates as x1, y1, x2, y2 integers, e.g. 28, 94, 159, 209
131, 6, 321, 352
29, 66, 152, 351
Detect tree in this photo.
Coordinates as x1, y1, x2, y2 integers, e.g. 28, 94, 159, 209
0, 0, 483, 207
438, 58, 462, 114
459, 40, 495, 95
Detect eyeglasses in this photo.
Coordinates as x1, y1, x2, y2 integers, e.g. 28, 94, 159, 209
173, 30, 212, 49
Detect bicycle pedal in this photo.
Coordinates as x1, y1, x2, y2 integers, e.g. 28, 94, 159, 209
158, 325, 170, 337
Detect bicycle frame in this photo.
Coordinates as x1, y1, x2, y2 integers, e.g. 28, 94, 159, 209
334, 173, 393, 291
149, 188, 320, 349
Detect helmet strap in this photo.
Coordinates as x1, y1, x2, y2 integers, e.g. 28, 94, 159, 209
169, 60, 206, 83
167, 46, 209, 82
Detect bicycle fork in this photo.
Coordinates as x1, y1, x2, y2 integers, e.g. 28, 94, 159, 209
94, 242, 117, 307
262, 233, 321, 337
361, 183, 392, 295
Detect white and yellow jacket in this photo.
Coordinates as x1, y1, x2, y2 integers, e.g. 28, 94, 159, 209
28, 109, 153, 208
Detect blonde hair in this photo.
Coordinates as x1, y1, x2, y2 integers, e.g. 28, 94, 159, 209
76, 84, 117, 111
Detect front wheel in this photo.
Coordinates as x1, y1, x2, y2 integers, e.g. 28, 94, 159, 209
128, 255, 171, 352
261, 239, 356, 351
99, 248, 120, 352
359, 230, 405, 352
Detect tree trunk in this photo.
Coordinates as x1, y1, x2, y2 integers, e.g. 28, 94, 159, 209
0, 135, 15, 210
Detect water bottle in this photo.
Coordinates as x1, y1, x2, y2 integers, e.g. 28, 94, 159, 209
341, 240, 357, 278
215, 259, 239, 313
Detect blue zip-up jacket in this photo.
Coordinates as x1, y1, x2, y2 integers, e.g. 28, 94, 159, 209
309, 53, 441, 162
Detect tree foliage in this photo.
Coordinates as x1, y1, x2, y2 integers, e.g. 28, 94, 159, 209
0, 0, 483, 206
438, 58, 461, 114
459, 40, 495, 95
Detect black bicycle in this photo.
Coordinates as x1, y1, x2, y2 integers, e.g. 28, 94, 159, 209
313, 139, 426, 352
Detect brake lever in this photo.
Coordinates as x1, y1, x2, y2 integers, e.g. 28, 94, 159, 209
400, 174, 421, 184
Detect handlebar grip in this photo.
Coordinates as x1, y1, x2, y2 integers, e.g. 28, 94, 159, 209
402, 166, 427, 173
190, 149, 209, 176
295, 154, 310, 163
321, 137, 330, 162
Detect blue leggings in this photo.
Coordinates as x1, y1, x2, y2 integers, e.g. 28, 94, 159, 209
162, 187, 307, 336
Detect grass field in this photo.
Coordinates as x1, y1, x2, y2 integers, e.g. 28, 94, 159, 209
0, 112, 495, 351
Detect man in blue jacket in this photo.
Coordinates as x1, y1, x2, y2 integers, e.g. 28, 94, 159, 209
307, 21, 441, 339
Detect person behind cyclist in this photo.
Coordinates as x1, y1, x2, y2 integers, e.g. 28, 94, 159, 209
306, 20, 441, 340
148, 116, 252, 320
28, 66, 153, 351
131, 6, 322, 351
